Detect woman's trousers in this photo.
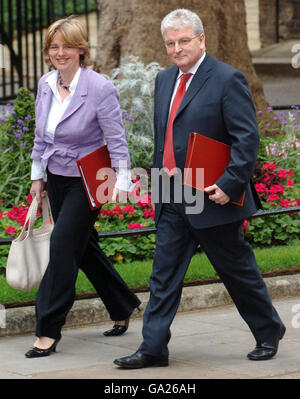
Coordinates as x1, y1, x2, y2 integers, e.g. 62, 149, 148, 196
35, 170, 141, 339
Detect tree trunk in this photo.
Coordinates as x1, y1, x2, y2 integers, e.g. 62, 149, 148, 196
95, 0, 277, 135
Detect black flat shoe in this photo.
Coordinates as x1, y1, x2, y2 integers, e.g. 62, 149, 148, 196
114, 350, 169, 369
247, 324, 286, 361
25, 337, 61, 358
103, 318, 129, 336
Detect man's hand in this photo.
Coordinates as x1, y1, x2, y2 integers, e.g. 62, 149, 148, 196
204, 184, 230, 205
30, 179, 46, 204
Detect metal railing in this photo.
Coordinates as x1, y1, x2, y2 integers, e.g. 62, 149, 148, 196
0, 206, 299, 246
0, 0, 98, 101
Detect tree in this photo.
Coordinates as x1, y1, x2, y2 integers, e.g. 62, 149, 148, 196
95, 0, 277, 134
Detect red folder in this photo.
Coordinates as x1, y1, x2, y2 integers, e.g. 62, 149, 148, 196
183, 132, 245, 206
76, 145, 116, 210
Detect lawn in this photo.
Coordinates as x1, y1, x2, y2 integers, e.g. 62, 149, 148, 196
0, 241, 299, 306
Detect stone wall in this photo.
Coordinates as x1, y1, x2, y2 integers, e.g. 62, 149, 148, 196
259, 0, 300, 47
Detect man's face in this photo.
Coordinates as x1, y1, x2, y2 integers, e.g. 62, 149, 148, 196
164, 26, 205, 72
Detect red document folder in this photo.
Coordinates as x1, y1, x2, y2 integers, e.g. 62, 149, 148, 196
183, 132, 245, 206
76, 145, 116, 210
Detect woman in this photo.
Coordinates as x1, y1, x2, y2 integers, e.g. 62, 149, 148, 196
25, 16, 141, 358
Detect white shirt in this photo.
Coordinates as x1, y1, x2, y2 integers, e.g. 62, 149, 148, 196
31, 68, 133, 191
168, 51, 206, 117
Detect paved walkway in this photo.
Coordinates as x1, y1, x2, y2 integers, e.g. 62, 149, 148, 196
1, 296, 300, 381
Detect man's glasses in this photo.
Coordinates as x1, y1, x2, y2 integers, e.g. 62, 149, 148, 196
164, 35, 200, 49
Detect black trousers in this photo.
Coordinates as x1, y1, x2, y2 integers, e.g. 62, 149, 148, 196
139, 200, 284, 357
35, 171, 141, 339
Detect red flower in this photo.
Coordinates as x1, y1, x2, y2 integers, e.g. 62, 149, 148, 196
286, 170, 294, 177
243, 220, 249, 230
279, 199, 293, 208
262, 162, 276, 171
269, 184, 285, 196
287, 180, 294, 186
296, 198, 300, 206
26, 193, 33, 203
262, 173, 270, 183
128, 222, 146, 229
277, 169, 286, 179
267, 193, 280, 202
143, 208, 155, 220
6, 226, 17, 236
0, 211, 3, 219
255, 183, 268, 193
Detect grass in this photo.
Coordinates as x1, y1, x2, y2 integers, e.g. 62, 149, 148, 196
0, 241, 300, 305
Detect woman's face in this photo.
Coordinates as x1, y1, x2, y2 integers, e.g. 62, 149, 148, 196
48, 32, 84, 74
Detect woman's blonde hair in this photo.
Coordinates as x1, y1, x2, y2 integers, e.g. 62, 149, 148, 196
44, 16, 91, 67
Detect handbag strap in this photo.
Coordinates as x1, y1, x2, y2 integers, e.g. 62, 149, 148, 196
41, 194, 54, 228
17, 194, 53, 240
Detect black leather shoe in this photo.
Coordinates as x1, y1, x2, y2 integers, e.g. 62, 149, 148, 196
247, 325, 286, 361
25, 337, 61, 358
114, 350, 169, 369
103, 318, 129, 336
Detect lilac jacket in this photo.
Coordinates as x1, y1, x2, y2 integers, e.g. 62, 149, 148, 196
31, 67, 130, 176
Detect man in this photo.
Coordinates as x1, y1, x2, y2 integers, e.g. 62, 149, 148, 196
114, 8, 285, 369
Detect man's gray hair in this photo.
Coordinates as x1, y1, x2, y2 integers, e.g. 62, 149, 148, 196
161, 9, 204, 38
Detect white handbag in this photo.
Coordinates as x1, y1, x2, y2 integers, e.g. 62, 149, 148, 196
6, 195, 54, 291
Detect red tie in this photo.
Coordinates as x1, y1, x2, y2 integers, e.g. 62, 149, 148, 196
163, 73, 192, 176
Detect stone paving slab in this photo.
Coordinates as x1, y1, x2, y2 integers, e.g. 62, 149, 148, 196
0, 296, 300, 380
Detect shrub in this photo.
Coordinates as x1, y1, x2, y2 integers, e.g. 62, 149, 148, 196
108, 56, 163, 169
0, 88, 35, 208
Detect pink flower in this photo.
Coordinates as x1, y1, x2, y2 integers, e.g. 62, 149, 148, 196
0, 211, 3, 219
287, 180, 294, 186
286, 170, 294, 177
296, 198, 300, 206
26, 193, 33, 203
243, 220, 249, 230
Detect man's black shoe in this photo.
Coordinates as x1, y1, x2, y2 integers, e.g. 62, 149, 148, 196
114, 350, 169, 369
247, 325, 286, 361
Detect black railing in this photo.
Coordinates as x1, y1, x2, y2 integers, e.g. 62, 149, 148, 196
0, 206, 299, 246
0, 0, 98, 101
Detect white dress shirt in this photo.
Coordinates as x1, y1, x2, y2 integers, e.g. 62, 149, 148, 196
31, 67, 133, 191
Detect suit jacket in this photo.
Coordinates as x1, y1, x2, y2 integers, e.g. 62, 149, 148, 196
153, 53, 262, 229
31, 67, 130, 176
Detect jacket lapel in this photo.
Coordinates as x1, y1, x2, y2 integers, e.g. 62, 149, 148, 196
159, 66, 178, 132
58, 68, 88, 125
176, 53, 213, 118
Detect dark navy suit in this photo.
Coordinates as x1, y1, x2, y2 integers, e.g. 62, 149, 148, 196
139, 53, 284, 357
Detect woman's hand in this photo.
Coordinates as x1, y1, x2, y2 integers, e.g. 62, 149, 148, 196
111, 187, 127, 203
30, 179, 46, 204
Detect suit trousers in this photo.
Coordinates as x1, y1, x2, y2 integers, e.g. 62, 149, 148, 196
35, 170, 141, 339
139, 200, 284, 357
